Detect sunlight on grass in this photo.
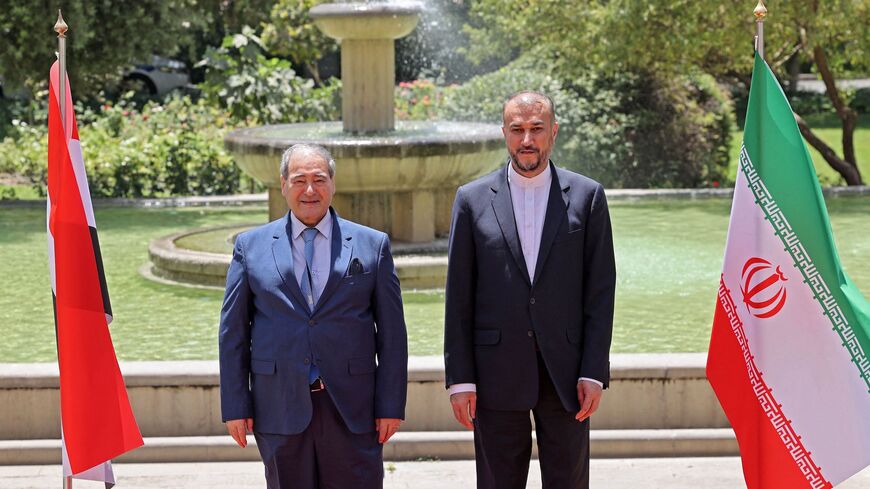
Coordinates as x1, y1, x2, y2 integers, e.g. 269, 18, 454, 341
1, 197, 867, 362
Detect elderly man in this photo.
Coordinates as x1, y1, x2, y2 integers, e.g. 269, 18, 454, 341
219, 143, 408, 489
444, 91, 616, 488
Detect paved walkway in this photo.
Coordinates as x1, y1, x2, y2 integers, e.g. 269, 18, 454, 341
3, 458, 870, 488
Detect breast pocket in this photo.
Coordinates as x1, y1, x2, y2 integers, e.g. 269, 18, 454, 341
341, 270, 373, 286
553, 228, 583, 246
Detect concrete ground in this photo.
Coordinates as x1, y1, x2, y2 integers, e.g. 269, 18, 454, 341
3, 458, 870, 488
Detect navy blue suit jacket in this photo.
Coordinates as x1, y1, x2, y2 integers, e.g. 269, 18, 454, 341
444, 163, 616, 412
219, 209, 408, 435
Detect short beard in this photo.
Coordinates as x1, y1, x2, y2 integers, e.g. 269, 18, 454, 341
510, 150, 542, 173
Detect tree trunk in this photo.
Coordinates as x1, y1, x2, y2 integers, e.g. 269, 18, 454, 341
795, 114, 862, 185
307, 62, 324, 87
810, 46, 862, 185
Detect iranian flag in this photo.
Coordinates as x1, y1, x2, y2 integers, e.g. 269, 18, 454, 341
707, 53, 870, 488
47, 60, 143, 485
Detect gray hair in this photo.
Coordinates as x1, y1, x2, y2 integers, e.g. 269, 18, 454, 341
280, 143, 337, 179
503, 90, 557, 125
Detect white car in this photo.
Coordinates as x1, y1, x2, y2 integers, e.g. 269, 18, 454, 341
122, 56, 190, 96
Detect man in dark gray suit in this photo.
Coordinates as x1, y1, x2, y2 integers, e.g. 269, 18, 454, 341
220, 144, 408, 489
444, 91, 616, 489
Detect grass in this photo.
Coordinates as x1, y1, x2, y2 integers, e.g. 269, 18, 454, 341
1, 197, 868, 362
729, 114, 870, 186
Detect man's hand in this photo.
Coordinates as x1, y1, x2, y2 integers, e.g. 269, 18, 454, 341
575, 380, 603, 422
226, 418, 253, 448
375, 418, 402, 444
449, 391, 477, 430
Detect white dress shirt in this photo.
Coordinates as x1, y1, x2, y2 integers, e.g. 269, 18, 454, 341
290, 211, 332, 302
508, 161, 552, 281
448, 162, 602, 396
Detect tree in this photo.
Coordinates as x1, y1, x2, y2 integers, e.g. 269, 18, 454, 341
0, 2, 205, 97
260, 0, 336, 86
465, 0, 869, 185
0, 1, 278, 98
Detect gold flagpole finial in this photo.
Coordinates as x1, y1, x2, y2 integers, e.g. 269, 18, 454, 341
754, 1, 768, 22
55, 10, 68, 38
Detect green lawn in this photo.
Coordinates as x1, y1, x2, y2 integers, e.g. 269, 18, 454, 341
729, 114, 870, 186
1, 198, 867, 362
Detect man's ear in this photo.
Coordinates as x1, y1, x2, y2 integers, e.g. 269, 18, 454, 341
280, 176, 288, 197
552, 122, 559, 142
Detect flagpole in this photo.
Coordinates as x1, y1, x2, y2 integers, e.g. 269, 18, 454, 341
55, 10, 68, 135
54, 11, 71, 489
754, 0, 767, 58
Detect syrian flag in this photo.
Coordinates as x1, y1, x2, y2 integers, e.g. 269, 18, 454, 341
47, 60, 143, 486
707, 53, 870, 488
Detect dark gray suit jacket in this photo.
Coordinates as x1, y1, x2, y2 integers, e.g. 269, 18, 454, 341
444, 163, 616, 412
219, 208, 408, 435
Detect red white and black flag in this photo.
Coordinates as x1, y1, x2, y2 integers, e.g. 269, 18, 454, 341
47, 60, 143, 486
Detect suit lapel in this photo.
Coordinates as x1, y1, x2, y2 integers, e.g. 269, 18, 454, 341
491, 164, 531, 286
272, 215, 308, 310
313, 209, 352, 313
532, 165, 571, 285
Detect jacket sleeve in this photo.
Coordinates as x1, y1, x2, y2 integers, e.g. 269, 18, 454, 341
218, 234, 254, 421
372, 233, 409, 419
443, 186, 478, 388
580, 183, 616, 387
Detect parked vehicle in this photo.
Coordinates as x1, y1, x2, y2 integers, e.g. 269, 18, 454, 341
121, 55, 191, 96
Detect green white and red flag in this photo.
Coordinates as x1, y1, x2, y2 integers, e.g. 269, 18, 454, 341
707, 53, 870, 489
47, 60, 143, 485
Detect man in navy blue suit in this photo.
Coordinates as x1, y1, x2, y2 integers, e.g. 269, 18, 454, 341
444, 91, 616, 488
219, 143, 408, 489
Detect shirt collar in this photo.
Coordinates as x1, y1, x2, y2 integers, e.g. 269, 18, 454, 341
290, 209, 332, 240
507, 160, 552, 189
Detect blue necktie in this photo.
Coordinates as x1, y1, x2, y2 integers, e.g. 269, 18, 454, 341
300, 228, 318, 309
300, 227, 320, 383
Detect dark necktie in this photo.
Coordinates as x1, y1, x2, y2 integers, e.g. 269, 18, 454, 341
300, 227, 320, 383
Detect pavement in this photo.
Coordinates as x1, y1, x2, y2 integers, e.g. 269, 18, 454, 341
3, 458, 870, 488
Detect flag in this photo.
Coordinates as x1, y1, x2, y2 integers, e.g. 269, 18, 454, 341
47, 60, 143, 484
707, 53, 870, 488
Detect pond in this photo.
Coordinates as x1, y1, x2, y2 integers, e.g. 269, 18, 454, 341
0, 196, 867, 362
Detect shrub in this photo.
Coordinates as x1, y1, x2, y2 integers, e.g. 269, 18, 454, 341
395, 80, 450, 121
199, 27, 340, 125
0, 95, 252, 198
437, 57, 735, 188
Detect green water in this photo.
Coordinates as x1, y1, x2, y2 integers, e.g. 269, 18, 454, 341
1, 197, 867, 362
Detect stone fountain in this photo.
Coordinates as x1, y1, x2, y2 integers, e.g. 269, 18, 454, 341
223, 1, 504, 243
146, 1, 504, 289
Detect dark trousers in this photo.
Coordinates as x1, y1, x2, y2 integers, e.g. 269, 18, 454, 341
473, 353, 590, 489
254, 390, 384, 489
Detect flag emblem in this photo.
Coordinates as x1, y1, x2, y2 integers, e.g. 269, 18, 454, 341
740, 257, 788, 319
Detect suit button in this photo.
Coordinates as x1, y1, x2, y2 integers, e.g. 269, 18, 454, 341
309, 320, 316, 326
529, 298, 536, 305
527, 330, 534, 338
303, 358, 310, 365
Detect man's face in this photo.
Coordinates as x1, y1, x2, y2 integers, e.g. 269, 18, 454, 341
280, 152, 336, 227
502, 99, 559, 177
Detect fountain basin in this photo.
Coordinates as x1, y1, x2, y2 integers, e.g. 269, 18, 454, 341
310, 2, 421, 40
225, 121, 505, 241
146, 225, 449, 290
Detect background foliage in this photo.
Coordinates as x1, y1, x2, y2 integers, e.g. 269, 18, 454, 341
198, 27, 340, 125
436, 57, 734, 188
0, 96, 247, 198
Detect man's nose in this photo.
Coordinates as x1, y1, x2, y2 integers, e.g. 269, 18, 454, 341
521, 131, 534, 146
